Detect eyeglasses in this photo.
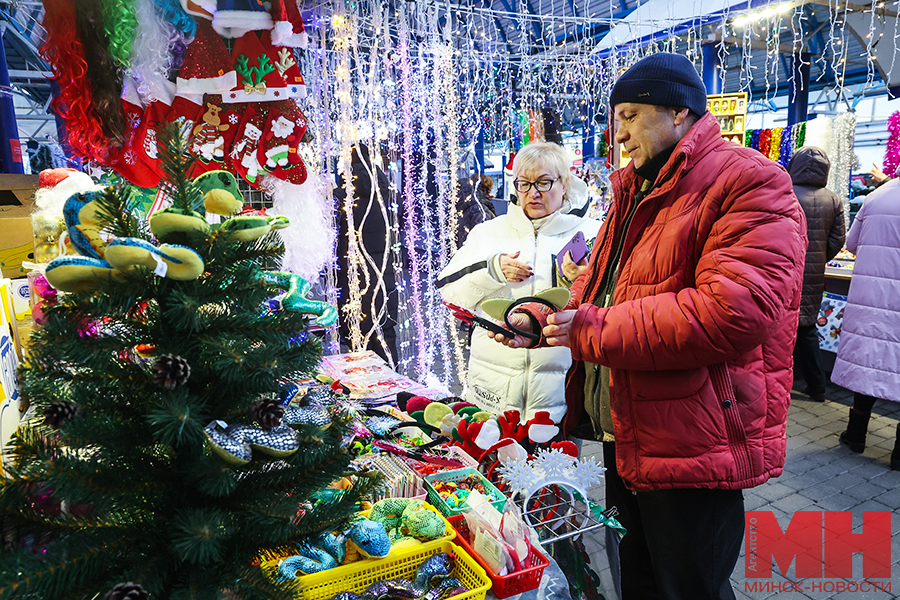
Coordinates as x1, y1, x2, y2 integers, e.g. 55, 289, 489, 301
513, 178, 559, 193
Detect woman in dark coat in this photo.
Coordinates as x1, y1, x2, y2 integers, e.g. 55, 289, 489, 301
787, 146, 846, 401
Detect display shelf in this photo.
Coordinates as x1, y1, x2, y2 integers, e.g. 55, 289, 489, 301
707, 92, 748, 146
517, 487, 607, 546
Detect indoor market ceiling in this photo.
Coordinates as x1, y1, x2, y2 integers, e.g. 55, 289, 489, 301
1, 0, 897, 146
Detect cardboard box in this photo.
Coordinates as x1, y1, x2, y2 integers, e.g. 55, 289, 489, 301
0, 174, 39, 279
9, 278, 30, 320
0, 280, 21, 473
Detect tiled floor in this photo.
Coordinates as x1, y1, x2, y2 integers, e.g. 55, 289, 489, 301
578, 381, 900, 600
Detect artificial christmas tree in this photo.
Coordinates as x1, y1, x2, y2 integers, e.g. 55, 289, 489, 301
0, 122, 376, 600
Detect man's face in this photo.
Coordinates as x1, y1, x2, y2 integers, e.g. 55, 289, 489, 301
614, 103, 687, 171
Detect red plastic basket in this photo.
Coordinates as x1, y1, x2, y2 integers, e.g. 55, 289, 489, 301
447, 514, 549, 598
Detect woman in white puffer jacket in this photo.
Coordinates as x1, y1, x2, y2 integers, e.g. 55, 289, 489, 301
437, 142, 601, 423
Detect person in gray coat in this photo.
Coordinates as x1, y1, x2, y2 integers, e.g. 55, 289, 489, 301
787, 146, 845, 401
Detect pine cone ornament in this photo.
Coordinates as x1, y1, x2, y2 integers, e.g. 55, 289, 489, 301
103, 582, 149, 600
43, 400, 81, 428
251, 397, 285, 429
151, 354, 191, 389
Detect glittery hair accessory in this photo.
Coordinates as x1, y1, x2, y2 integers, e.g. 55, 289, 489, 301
497, 447, 605, 511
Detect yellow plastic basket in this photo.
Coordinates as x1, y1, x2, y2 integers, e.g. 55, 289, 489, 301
295, 541, 491, 600
261, 502, 459, 587
344, 502, 456, 563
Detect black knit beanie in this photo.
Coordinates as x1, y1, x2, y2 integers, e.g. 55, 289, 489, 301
609, 53, 708, 116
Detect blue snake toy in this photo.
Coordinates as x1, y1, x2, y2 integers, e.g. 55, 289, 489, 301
278, 519, 392, 579
325, 554, 463, 600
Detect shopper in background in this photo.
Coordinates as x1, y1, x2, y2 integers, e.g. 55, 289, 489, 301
831, 167, 900, 469
868, 162, 892, 186
438, 141, 600, 423
491, 53, 806, 600
787, 146, 845, 402
456, 174, 497, 246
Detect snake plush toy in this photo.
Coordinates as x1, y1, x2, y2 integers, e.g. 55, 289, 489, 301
259, 270, 339, 326
45, 188, 206, 293
367, 498, 448, 544
277, 519, 392, 579
324, 554, 464, 600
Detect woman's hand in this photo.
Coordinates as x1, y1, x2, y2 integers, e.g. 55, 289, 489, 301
487, 312, 534, 348
499, 251, 533, 283
561, 251, 589, 282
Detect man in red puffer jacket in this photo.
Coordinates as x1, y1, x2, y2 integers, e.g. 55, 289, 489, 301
494, 53, 806, 600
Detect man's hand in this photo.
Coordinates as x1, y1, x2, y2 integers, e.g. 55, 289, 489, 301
561, 251, 589, 282
487, 312, 533, 348
499, 251, 533, 283
544, 310, 576, 347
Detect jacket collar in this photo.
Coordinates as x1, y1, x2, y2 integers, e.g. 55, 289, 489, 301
505, 196, 592, 236
610, 111, 722, 196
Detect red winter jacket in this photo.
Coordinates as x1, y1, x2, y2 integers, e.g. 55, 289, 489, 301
565, 112, 806, 491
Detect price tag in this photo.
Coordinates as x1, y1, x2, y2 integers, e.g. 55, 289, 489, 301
467, 489, 502, 530
474, 529, 505, 574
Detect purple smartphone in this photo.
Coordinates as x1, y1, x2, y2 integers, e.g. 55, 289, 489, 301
557, 230, 588, 272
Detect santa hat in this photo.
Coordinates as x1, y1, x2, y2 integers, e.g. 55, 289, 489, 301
474, 418, 502, 451
484, 438, 528, 463
34, 170, 101, 217
212, 0, 273, 39
269, 0, 308, 48
38, 168, 81, 190
527, 411, 559, 444
504, 153, 517, 177
222, 31, 289, 104
176, 18, 238, 95
181, 0, 215, 20
259, 31, 307, 99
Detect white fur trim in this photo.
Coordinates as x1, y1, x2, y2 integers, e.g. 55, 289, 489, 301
176, 70, 237, 95
287, 82, 307, 99
121, 76, 143, 107
528, 423, 558, 444
272, 23, 307, 49
212, 12, 273, 38
271, 20, 295, 46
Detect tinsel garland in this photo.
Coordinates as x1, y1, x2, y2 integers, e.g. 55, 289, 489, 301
828, 113, 858, 232
796, 122, 807, 148
778, 125, 794, 168
759, 129, 772, 157
883, 111, 900, 177
744, 122, 810, 166
768, 128, 782, 163
748, 129, 760, 150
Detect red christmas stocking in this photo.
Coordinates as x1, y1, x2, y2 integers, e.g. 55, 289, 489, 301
187, 95, 245, 176
102, 78, 162, 188
229, 103, 270, 187
256, 100, 308, 184
133, 81, 176, 180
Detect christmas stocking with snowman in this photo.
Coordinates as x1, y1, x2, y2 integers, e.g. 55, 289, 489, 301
256, 100, 308, 184
229, 103, 269, 187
